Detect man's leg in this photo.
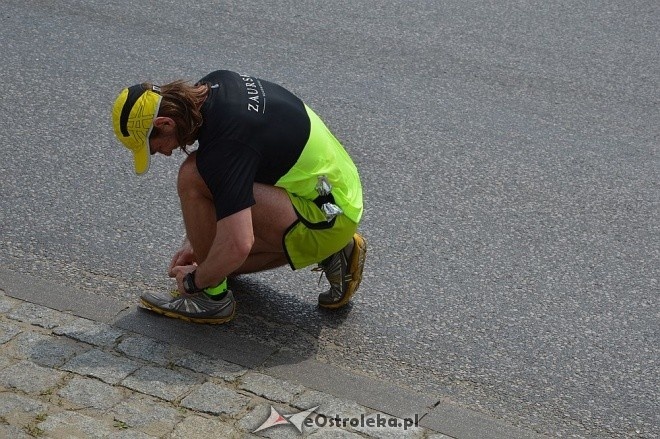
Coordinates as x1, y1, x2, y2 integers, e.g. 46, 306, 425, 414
280, 193, 367, 309
177, 153, 217, 264
177, 153, 296, 273
233, 181, 298, 273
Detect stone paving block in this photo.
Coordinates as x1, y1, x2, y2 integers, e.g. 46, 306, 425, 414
0, 321, 22, 344
292, 389, 368, 421
110, 393, 183, 437
5, 331, 88, 367
237, 403, 319, 438
7, 302, 72, 329
62, 349, 141, 385
239, 372, 306, 404
57, 376, 125, 410
0, 392, 48, 418
0, 424, 32, 439
180, 381, 251, 416
307, 428, 365, 438
0, 355, 14, 370
36, 410, 152, 439
351, 412, 426, 439
426, 434, 454, 439
53, 316, 125, 348
117, 335, 185, 366
0, 291, 20, 313
109, 429, 156, 439
121, 365, 199, 401
0, 396, 56, 435
264, 352, 437, 420
170, 414, 240, 438
0, 268, 128, 323
174, 350, 246, 382
420, 402, 543, 439
0, 360, 65, 395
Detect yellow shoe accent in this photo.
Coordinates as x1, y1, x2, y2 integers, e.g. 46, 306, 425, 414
319, 233, 367, 309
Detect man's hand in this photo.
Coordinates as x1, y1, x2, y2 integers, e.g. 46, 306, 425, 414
168, 241, 196, 278
171, 264, 198, 297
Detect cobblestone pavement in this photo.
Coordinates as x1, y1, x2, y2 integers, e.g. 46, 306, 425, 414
0, 290, 455, 439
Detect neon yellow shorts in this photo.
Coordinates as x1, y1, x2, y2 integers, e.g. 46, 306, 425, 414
283, 192, 359, 270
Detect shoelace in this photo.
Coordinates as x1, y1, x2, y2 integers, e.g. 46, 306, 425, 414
311, 265, 327, 286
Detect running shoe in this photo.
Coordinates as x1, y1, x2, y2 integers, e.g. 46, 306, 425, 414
316, 233, 367, 309
139, 289, 236, 324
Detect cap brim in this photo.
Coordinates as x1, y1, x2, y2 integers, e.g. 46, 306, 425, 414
132, 144, 150, 175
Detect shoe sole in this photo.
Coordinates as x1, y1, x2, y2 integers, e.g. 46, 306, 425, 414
138, 298, 236, 324
319, 233, 367, 309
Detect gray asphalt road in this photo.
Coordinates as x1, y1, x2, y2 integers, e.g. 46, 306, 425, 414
1, 0, 658, 437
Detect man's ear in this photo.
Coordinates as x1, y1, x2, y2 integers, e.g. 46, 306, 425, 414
153, 117, 175, 129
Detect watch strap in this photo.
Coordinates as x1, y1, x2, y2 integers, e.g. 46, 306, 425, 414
183, 271, 203, 294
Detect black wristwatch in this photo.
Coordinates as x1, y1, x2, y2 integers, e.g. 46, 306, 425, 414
183, 271, 204, 294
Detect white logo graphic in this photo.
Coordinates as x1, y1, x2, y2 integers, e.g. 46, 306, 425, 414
253, 405, 319, 433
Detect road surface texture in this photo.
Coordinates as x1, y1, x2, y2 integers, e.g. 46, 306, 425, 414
1, 0, 657, 437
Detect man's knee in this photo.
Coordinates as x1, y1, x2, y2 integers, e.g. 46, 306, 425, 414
177, 152, 208, 198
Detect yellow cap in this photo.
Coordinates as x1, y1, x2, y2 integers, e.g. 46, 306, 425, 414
111, 84, 163, 175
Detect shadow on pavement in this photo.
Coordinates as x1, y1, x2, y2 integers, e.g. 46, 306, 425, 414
112, 275, 353, 371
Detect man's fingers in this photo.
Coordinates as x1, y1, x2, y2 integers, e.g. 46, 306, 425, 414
167, 248, 196, 278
